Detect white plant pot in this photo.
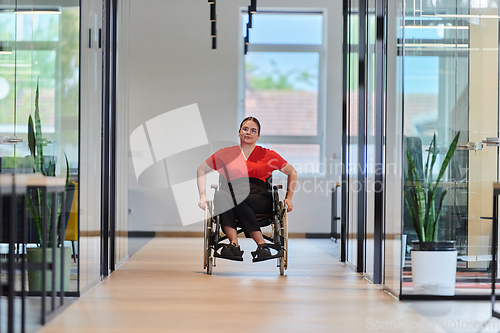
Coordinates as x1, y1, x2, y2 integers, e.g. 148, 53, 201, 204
411, 250, 457, 296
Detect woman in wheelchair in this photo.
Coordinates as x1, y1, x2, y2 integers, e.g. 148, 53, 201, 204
197, 116, 296, 262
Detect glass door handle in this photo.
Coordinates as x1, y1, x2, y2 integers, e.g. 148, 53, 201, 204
0, 136, 23, 145
457, 138, 500, 150
482, 138, 500, 146
457, 142, 483, 151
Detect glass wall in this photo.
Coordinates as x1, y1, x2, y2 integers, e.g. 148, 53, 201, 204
79, 0, 102, 292
0, 0, 80, 329
345, 0, 380, 278
384, 0, 403, 297
345, 0, 500, 297
0, 0, 80, 286
401, 0, 498, 296
346, 1, 359, 268
364, 0, 376, 280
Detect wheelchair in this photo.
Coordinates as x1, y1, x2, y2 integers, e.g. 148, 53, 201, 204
203, 175, 288, 275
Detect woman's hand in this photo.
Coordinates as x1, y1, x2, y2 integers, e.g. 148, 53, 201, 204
198, 195, 208, 210
197, 162, 213, 210
280, 163, 297, 213
284, 198, 293, 212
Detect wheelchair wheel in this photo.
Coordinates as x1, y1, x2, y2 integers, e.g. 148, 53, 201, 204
279, 254, 285, 275
207, 256, 213, 275
279, 201, 288, 270
204, 201, 213, 270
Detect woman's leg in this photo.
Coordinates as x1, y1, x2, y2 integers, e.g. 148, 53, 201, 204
223, 226, 239, 246
233, 194, 272, 246
215, 191, 239, 245
248, 230, 266, 245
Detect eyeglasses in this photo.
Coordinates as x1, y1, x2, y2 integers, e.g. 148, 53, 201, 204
241, 127, 258, 134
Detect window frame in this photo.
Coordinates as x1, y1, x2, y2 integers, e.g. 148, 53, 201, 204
238, 8, 327, 176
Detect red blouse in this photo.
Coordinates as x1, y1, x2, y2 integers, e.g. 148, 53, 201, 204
206, 145, 287, 182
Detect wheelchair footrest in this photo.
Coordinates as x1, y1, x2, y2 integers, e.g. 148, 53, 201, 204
213, 243, 244, 262
252, 251, 283, 263
251, 243, 284, 263
214, 251, 244, 262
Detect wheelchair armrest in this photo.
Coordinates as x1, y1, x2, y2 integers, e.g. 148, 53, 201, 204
211, 184, 218, 190
273, 185, 282, 190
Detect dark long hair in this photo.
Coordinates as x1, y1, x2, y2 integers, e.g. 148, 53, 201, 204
239, 116, 261, 135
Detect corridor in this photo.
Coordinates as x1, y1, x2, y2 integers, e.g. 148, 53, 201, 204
40, 238, 498, 333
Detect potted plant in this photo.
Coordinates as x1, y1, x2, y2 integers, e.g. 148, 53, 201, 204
25, 80, 71, 292
404, 131, 460, 295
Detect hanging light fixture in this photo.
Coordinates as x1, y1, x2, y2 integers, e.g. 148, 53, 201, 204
209, 0, 216, 49
248, 6, 253, 29
210, 2, 216, 22
211, 21, 216, 37
244, 21, 250, 55
207, 0, 257, 50
250, 0, 257, 13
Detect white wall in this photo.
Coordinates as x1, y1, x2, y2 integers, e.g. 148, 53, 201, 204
128, 0, 343, 233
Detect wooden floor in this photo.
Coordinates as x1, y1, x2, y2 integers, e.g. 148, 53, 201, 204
40, 238, 498, 333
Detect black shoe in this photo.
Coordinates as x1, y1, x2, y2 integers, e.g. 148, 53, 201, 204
251, 244, 273, 262
219, 243, 244, 261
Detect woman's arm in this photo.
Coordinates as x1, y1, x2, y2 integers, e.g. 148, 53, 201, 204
197, 161, 213, 210
280, 163, 297, 212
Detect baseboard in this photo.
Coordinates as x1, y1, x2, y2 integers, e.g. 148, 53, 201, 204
304, 233, 332, 239
128, 231, 331, 238
128, 231, 156, 238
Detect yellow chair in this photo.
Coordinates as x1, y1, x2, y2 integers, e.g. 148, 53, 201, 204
64, 181, 78, 262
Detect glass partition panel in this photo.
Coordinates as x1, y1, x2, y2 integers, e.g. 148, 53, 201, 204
347, 1, 359, 267
365, 0, 376, 280
79, 0, 102, 292
383, 0, 403, 297
0, 0, 80, 328
402, 0, 497, 296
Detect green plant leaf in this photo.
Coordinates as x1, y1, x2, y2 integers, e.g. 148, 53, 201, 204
404, 192, 422, 241
34, 78, 44, 173
428, 134, 437, 186
28, 115, 36, 172
434, 132, 460, 189
423, 134, 433, 182
433, 188, 448, 240
28, 115, 35, 156
405, 148, 426, 241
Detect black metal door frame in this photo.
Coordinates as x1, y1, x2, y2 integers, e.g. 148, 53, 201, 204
341, 0, 349, 263
101, 0, 118, 277
341, 0, 387, 282
356, 0, 367, 274
372, 0, 387, 285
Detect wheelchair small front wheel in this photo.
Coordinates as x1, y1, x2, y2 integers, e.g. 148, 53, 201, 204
279, 256, 285, 275
207, 256, 213, 275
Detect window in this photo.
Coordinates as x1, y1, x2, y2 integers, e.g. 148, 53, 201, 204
240, 10, 326, 176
